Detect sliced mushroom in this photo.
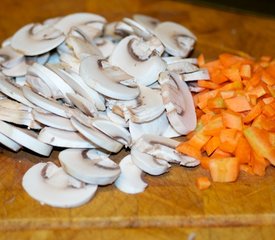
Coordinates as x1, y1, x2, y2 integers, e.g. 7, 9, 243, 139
0, 120, 52, 156
0, 45, 25, 69
166, 60, 199, 74
0, 132, 21, 152
11, 23, 65, 56
32, 110, 76, 131
154, 21, 196, 57
132, 14, 160, 32
26, 74, 53, 98
59, 149, 120, 185
22, 86, 71, 118
106, 107, 128, 128
80, 55, 140, 100
159, 71, 196, 135
109, 35, 166, 86
181, 69, 210, 81
115, 154, 147, 194
2, 60, 28, 77
93, 37, 115, 58
162, 56, 198, 65
0, 76, 36, 108
38, 127, 96, 148
70, 117, 123, 153
128, 85, 164, 123
69, 23, 103, 43
22, 162, 97, 208
123, 18, 152, 40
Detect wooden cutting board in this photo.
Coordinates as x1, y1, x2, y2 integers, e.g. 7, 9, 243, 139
0, 0, 275, 239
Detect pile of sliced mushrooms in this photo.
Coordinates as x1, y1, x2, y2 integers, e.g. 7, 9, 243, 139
0, 13, 210, 208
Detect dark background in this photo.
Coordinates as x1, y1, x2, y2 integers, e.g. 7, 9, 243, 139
182, 0, 275, 17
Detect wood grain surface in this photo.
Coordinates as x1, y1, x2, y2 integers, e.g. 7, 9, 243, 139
0, 0, 275, 239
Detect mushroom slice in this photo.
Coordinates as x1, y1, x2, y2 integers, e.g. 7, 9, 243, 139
0, 76, 36, 108
123, 18, 152, 40
51, 66, 105, 111
26, 52, 50, 65
0, 98, 31, 111
128, 85, 165, 123
115, 154, 147, 194
166, 60, 199, 74
93, 37, 115, 58
159, 71, 196, 135
80, 55, 140, 100
67, 93, 98, 117
22, 162, 97, 208
0, 45, 25, 69
59, 149, 120, 185
162, 57, 198, 65
181, 69, 210, 81
0, 120, 52, 156
132, 14, 160, 32
154, 22, 196, 57
109, 35, 166, 86
0, 132, 21, 152
54, 13, 106, 35
91, 118, 131, 147
70, 117, 123, 153
32, 110, 76, 131
131, 144, 170, 176
11, 23, 65, 56
38, 127, 96, 148
26, 74, 53, 98
106, 107, 128, 128
69, 23, 103, 43
2, 60, 28, 77
187, 81, 205, 93
22, 86, 70, 118
179, 156, 200, 167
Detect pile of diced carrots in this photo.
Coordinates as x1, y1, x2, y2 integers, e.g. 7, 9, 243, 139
176, 53, 275, 189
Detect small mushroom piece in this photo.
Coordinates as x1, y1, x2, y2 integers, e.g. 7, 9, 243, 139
0, 76, 36, 108
91, 118, 131, 147
38, 127, 96, 148
59, 149, 120, 185
0, 132, 21, 152
181, 69, 210, 81
106, 107, 129, 128
0, 120, 52, 156
132, 14, 160, 32
128, 85, 165, 123
22, 86, 70, 118
80, 55, 140, 100
11, 23, 65, 56
93, 37, 115, 58
162, 57, 198, 65
22, 162, 97, 208
109, 35, 166, 86
0, 45, 25, 69
115, 154, 147, 194
159, 71, 197, 135
153, 22, 196, 57
32, 110, 76, 131
123, 18, 152, 40
2, 60, 28, 77
166, 59, 199, 74
26, 74, 53, 98
71, 117, 123, 153
54, 13, 106, 35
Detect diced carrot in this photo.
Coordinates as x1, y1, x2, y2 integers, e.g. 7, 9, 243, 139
197, 90, 219, 109
197, 54, 206, 67
209, 157, 239, 182
262, 97, 274, 105
243, 101, 263, 123
262, 104, 275, 117
211, 148, 232, 158
202, 116, 224, 136
188, 131, 211, 150
235, 136, 251, 164
260, 56, 272, 62
219, 53, 244, 67
196, 177, 211, 190
207, 95, 226, 109
211, 69, 228, 84
200, 157, 210, 169
176, 142, 202, 160
225, 95, 251, 112
222, 110, 243, 130
248, 94, 257, 106
220, 90, 235, 99
197, 80, 220, 89
251, 151, 270, 176
261, 71, 275, 85
219, 129, 238, 153
240, 164, 254, 175
266, 63, 275, 79
220, 80, 243, 91
204, 136, 220, 156
222, 67, 242, 82
244, 127, 275, 165
246, 83, 267, 98
267, 85, 275, 97
240, 64, 252, 78
249, 70, 262, 86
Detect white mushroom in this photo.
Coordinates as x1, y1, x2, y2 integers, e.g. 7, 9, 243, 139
115, 154, 147, 194
70, 117, 123, 153
59, 148, 120, 185
38, 127, 96, 148
0, 120, 52, 156
0, 45, 25, 69
109, 35, 166, 86
106, 107, 128, 128
22, 162, 97, 208
93, 37, 115, 58
11, 23, 65, 56
181, 69, 210, 81
26, 74, 53, 98
159, 71, 197, 135
132, 14, 160, 32
80, 55, 140, 100
123, 18, 152, 40
0, 132, 21, 152
153, 21, 196, 57
2, 61, 28, 77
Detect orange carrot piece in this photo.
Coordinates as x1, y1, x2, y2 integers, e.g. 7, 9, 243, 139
219, 53, 244, 67
261, 71, 275, 85
260, 56, 272, 62
209, 157, 239, 182
220, 90, 236, 99
197, 54, 206, 67
200, 157, 210, 169
251, 151, 270, 176
243, 101, 263, 123
196, 177, 211, 190
262, 97, 274, 105
246, 84, 267, 98
266, 63, 275, 79
240, 164, 254, 175
240, 64, 252, 78
176, 142, 202, 160
197, 80, 220, 89
202, 116, 224, 136
218, 129, 238, 153
211, 69, 228, 84
262, 104, 275, 117
204, 136, 220, 156
188, 131, 211, 150
207, 95, 226, 109
225, 96, 251, 112
244, 127, 275, 165
222, 68, 242, 82
211, 148, 232, 158
222, 110, 243, 130
220, 80, 243, 91
235, 136, 251, 164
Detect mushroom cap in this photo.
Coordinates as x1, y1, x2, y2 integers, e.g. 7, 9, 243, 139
0, 132, 21, 152
153, 21, 196, 57
115, 154, 147, 194
59, 149, 120, 185
109, 35, 166, 86
0, 120, 52, 156
11, 23, 65, 56
132, 14, 160, 32
22, 162, 97, 208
